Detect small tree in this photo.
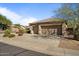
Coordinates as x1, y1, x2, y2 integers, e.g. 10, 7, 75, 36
0, 14, 12, 30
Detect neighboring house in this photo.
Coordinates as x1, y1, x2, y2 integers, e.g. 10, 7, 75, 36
11, 25, 19, 33
29, 18, 67, 36
11, 25, 26, 33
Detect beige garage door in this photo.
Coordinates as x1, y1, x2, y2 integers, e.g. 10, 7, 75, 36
41, 26, 57, 35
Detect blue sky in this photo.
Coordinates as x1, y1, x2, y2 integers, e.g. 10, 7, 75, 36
0, 3, 61, 25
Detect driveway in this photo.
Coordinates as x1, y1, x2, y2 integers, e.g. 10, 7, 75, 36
0, 42, 49, 56
0, 34, 79, 56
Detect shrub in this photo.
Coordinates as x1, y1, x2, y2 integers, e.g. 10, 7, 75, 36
3, 34, 8, 37
17, 29, 24, 36
3, 29, 15, 38
26, 29, 30, 33
3, 29, 11, 37
26, 28, 30, 33
4, 29, 11, 35
18, 33, 23, 36
8, 34, 15, 38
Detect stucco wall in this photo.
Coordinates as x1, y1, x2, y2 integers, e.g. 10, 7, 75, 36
30, 24, 38, 34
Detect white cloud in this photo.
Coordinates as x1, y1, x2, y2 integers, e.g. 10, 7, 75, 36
0, 7, 37, 26
20, 17, 37, 26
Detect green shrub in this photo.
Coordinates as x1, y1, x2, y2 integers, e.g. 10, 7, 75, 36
3, 29, 11, 37
3, 29, 15, 38
8, 34, 15, 38
3, 34, 8, 37
25, 28, 30, 33
4, 29, 11, 35
26, 29, 30, 33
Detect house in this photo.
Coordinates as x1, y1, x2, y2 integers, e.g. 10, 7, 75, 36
29, 18, 67, 36
11, 25, 19, 33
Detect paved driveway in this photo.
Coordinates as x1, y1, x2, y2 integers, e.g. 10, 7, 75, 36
0, 42, 49, 56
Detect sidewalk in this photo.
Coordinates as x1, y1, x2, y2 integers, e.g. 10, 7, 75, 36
0, 34, 79, 56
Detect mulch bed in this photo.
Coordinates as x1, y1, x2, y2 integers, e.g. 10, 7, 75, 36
59, 39, 79, 50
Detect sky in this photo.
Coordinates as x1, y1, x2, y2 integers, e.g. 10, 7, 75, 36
0, 3, 61, 26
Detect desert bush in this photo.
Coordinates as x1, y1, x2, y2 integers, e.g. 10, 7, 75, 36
4, 29, 11, 35
18, 29, 24, 36
8, 34, 15, 38
3, 34, 8, 37
3, 29, 15, 38
3, 29, 11, 37
18, 33, 23, 36
25, 28, 30, 33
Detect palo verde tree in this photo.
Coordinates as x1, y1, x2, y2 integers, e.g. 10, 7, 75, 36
55, 3, 79, 40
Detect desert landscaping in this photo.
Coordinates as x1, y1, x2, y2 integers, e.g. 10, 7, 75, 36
0, 3, 79, 56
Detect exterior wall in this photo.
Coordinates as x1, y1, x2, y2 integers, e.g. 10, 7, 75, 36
30, 26, 34, 34
62, 23, 68, 36
30, 24, 38, 34
33, 25, 38, 34
57, 25, 62, 35
39, 25, 42, 35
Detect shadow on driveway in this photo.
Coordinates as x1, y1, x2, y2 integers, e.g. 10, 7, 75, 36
0, 42, 50, 56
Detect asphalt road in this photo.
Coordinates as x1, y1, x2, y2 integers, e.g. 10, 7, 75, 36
0, 42, 50, 56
